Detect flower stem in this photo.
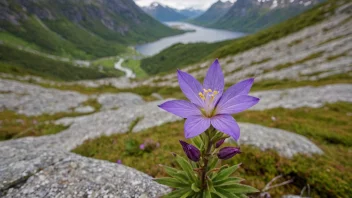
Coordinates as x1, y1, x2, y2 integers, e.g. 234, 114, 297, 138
201, 128, 215, 190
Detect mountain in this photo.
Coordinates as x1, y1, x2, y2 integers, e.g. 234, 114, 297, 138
142, 2, 188, 22
140, 0, 343, 75
177, 8, 204, 19
189, 0, 233, 25
208, 0, 324, 32
0, 0, 182, 59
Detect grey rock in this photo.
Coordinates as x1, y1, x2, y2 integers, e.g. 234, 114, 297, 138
98, 93, 145, 110
74, 106, 95, 113
0, 79, 87, 116
236, 123, 323, 158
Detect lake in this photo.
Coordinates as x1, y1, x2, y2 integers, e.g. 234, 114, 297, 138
135, 22, 244, 56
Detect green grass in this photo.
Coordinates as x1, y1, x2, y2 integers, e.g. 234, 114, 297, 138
122, 59, 148, 78
0, 110, 68, 141
140, 41, 228, 75
0, 45, 121, 81
1, 16, 90, 59
140, 0, 343, 75
0, 98, 101, 141
44, 19, 126, 58
0, 32, 42, 50
73, 102, 352, 197
90, 57, 124, 77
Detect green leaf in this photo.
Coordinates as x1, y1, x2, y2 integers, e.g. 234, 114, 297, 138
236, 194, 249, 198
213, 188, 240, 198
191, 135, 203, 149
163, 165, 190, 184
154, 177, 189, 188
191, 183, 200, 192
207, 176, 217, 193
202, 189, 212, 198
212, 164, 240, 181
220, 183, 260, 194
175, 154, 197, 182
213, 177, 244, 186
163, 188, 193, 198
208, 157, 219, 171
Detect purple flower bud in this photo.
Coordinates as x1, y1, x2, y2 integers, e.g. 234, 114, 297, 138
179, 140, 201, 162
139, 144, 145, 150
117, 159, 122, 164
217, 147, 241, 160
215, 139, 225, 148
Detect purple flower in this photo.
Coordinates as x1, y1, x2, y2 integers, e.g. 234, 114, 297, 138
217, 147, 241, 160
139, 144, 145, 150
215, 139, 225, 148
117, 159, 122, 164
158, 59, 259, 141
179, 140, 201, 162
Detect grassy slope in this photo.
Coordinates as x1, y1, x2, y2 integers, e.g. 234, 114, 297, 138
0, 0, 183, 59
73, 102, 352, 197
1, 16, 91, 59
0, 45, 121, 81
44, 19, 125, 58
140, 0, 342, 75
210, 6, 306, 33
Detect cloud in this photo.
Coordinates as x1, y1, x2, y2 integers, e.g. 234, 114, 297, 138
134, 0, 236, 10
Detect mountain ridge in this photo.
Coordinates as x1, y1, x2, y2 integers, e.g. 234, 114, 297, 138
142, 2, 188, 22
0, 0, 182, 59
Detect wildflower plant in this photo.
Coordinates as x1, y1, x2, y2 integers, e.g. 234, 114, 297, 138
156, 59, 260, 197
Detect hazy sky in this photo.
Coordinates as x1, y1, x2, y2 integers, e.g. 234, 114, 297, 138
134, 0, 236, 10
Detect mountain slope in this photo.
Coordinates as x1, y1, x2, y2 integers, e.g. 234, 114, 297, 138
142, 2, 188, 22
140, 0, 348, 75
177, 8, 204, 19
209, 0, 324, 32
0, 0, 182, 59
189, 0, 233, 26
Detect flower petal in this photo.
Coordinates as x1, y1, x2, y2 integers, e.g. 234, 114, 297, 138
184, 115, 210, 139
216, 95, 259, 115
158, 100, 201, 118
203, 59, 224, 94
211, 115, 240, 141
219, 78, 254, 104
177, 70, 204, 107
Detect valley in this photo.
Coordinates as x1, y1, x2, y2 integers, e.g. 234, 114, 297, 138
0, 0, 351, 197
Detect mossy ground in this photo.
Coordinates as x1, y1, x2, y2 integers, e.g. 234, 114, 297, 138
0, 98, 101, 141
73, 102, 352, 197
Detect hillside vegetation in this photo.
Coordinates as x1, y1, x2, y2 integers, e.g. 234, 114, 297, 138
0, 45, 119, 81
0, 0, 183, 59
140, 0, 344, 75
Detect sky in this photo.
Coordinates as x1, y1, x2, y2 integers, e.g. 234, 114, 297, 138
133, 0, 236, 10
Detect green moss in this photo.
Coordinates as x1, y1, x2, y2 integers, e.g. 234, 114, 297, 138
325, 52, 348, 61
0, 111, 68, 141
73, 102, 352, 197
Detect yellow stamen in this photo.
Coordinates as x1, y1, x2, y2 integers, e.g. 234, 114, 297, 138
208, 89, 212, 92
213, 91, 219, 95
203, 89, 208, 93
198, 92, 205, 100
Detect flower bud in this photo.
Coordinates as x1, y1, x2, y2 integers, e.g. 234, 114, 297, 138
116, 159, 122, 164
179, 140, 201, 162
217, 147, 241, 160
139, 144, 145, 150
215, 139, 225, 148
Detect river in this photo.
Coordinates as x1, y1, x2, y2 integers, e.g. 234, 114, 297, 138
135, 22, 245, 56
114, 58, 136, 78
